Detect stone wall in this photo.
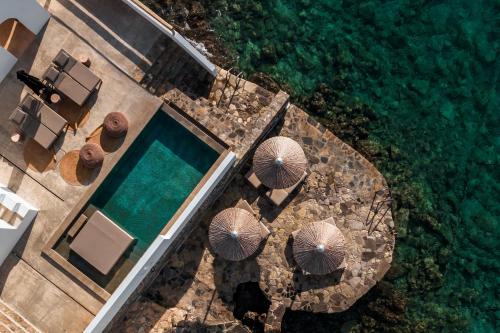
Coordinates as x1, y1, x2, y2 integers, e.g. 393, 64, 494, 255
105, 83, 289, 332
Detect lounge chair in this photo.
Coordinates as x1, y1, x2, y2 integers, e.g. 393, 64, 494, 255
235, 199, 270, 238
9, 109, 58, 149
53, 49, 101, 92
43, 65, 91, 106
245, 168, 262, 189
236, 199, 256, 215
19, 93, 67, 135
265, 172, 307, 206
291, 217, 336, 239
69, 209, 134, 275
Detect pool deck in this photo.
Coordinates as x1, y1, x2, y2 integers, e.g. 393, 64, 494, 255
0, 0, 164, 331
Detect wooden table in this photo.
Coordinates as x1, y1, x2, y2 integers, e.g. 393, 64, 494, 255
50, 93, 61, 104
78, 54, 91, 67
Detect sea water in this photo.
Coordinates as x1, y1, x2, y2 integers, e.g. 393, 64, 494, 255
205, 0, 499, 331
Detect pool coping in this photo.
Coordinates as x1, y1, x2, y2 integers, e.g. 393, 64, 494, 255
42, 103, 229, 302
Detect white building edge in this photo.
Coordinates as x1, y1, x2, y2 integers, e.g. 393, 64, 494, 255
0, 184, 38, 266
0, 0, 50, 83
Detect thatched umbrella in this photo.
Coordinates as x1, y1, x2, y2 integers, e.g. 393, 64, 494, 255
209, 208, 266, 261
79, 143, 104, 169
103, 112, 128, 138
253, 136, 307, 189
293, 220, 346, 275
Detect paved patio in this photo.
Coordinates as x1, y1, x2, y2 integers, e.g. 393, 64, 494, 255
0, 1, 164, 331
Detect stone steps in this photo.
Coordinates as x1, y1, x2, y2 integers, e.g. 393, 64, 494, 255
0, 301, 39, 333
140, 37, 213, 99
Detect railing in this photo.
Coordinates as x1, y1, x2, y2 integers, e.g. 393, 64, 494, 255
217, 68, 246, 109
365, 188, 392, 235
121, 0, 217, 77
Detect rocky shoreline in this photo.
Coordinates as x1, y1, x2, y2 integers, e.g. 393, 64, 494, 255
138, 1, 477, 332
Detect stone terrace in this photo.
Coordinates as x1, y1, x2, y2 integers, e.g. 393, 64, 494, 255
0, 0, 164, 331
163, 69, 288, 163
117, 103, 395, 332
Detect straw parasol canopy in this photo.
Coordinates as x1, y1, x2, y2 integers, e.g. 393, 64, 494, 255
293, 221, 346, 275
253, 136, 307, 189
79, 143, 104, 169
209, 208, 265, 261
103, 112, 128, 138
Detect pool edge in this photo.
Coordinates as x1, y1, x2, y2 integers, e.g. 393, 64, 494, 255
83, 150, 236, 333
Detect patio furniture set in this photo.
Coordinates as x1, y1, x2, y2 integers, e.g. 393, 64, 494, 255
246, 136, 308, 206
209, 136, 347, 276
9, 49, 102, 150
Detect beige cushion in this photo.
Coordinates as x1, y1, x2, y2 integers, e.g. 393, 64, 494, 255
53, 50, 70, 67
65, 59, 101, 91
37, 103, 67, 134
266, 189, 289, 206
70, 210, 134, 275
54, 72, 90, 106
245, 169, 262, 189
9, 109, 27, 125
44, 66, 60, 83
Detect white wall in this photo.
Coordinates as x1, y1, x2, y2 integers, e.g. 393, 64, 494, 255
0, 48, 17, 83
0, 185, 38, 266
121, 0, 217, 77
0, 0, 50, 34
0, 0, 50, 83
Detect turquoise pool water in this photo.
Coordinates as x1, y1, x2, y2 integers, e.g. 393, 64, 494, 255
90, 111, 219, 260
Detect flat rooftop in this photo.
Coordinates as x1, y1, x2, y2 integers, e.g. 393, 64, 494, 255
0, 0, 168, 331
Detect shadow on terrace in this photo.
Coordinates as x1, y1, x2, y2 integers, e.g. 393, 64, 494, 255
56, 0, 216, 99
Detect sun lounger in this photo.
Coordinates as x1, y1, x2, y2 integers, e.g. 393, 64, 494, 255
9, 109, 58, 149
68, 204, 97, 239
245, 168, 262, 189
67, 213, 88, 239
265, 172, 307, 206
53, 49, 101, 92
235, 199, 270, 238
69, 209, 134, 275
43, 66, 91, 106
235, 199, 256, 215
19, 93, 67, 135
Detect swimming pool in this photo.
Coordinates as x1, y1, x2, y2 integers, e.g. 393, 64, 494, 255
89, 110, 219, 260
